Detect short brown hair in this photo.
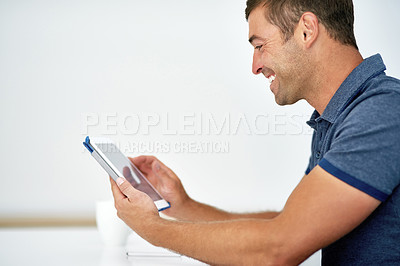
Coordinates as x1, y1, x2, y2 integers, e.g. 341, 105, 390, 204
245, 0, 358, 49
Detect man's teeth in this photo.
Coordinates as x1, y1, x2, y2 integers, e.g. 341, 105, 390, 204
268, 75, 276, 83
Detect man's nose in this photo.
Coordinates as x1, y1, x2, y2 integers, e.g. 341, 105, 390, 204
252, 52, 263, 75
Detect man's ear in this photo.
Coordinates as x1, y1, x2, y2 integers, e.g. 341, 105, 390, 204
298, 12, 319, 49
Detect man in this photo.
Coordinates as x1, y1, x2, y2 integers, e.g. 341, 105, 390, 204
110, 0, 400, 264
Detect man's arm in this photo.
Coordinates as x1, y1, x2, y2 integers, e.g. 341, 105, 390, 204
112, 166, 380, 265
130, 155, 280, 221
177, 198, 280, 221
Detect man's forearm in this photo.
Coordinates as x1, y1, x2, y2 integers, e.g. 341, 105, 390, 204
171, 198, 280, 221
139, 217, 286, 265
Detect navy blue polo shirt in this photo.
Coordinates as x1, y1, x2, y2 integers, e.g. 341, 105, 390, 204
305, 54, 400, 265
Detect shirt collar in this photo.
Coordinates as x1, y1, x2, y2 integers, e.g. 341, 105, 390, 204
307, 54, 386, 126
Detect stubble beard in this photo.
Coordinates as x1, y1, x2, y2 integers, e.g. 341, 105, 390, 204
273, 40, 310, 106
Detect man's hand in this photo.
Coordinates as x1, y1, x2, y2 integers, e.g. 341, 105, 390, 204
110, 177, 159, 233
129, 156, 191, 218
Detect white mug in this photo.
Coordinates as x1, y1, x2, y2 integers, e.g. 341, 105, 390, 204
96, 200, 131, 246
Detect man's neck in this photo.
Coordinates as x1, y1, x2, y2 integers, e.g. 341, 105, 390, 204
306, 44, 363, 115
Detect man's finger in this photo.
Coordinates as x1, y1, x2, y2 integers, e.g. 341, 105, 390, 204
116, 177, 138, 199
130, 155, 147, 165
110, 177, 126, 201
130, 156, 152, 175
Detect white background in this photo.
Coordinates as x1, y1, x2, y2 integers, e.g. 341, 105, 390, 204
0, 1, 399, 263
1, 0, 399, 219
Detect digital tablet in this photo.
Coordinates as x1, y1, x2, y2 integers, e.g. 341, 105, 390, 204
83, 136, 170, 211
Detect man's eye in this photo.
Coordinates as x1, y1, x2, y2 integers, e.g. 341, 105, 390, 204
255, 45, 263, 51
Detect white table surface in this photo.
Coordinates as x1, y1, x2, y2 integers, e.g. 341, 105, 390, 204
0, 227, 206, 266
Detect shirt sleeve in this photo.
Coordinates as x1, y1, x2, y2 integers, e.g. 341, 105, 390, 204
305, 134, 316, 175
320, 91, 400, 201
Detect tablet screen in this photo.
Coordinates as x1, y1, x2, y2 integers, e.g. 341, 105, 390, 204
95, 143, 163, 201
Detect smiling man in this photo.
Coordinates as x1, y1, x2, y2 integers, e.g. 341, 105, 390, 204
109, 0, 400, 265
